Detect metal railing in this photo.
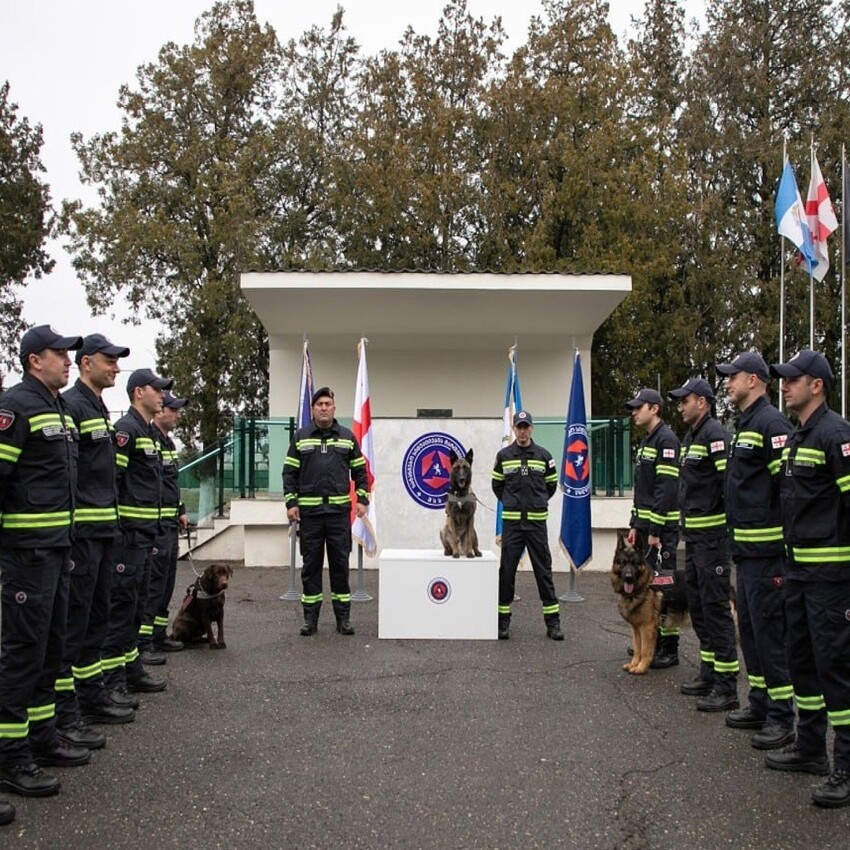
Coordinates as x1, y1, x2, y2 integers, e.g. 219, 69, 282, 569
177, 416, 633, 525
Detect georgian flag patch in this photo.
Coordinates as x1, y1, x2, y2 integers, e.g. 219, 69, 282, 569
663, 448, 675, 458
841, 442, 850, 458
772, 435, 788, 450
0, 409, 14, 431
710, 440, 725, 453
115, 431, 130, 448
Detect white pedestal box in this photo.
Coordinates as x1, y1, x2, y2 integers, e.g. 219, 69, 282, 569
378, 549, 499, 640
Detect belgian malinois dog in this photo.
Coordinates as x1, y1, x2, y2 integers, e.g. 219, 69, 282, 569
440, 449, 482, 558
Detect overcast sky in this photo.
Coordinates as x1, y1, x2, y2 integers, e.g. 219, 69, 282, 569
1, 0, 704, 390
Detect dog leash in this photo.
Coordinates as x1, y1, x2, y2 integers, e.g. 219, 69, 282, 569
184, 525, 205, 579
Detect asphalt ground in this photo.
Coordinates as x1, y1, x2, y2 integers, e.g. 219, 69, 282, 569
4, 563, 849, 850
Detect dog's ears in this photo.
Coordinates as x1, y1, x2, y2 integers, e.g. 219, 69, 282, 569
226, 564, 234, 577
465, 448, 474, 464
615, 528, 632, 553
448, 450, 458, 466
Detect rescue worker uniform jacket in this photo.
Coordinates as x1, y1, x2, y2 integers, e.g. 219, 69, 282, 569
0, 373, 77, 763
679, 412, 738, 691
492, 440, 560, 626
724, 395, 790, 560
283, 419, 369, 622
63, 378, 119, 539
630, 420, 680, 539
724, 394, 794, 727
779, 401, 850, 771
492, 440, 558, 523
114, 407, 163, 542
283, 420, 369, 516
0, 373, 78, 548
680, 414, 728, 541
60, 379, 121, 718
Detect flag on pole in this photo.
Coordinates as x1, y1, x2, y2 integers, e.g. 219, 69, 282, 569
297, 338, 314, 429
776, 157, 818, 275
559, 352, 592, 570
842, 148, 850, 265
351, 338, 377, 557
806, 150, 838, 282
496, 345, 522, 543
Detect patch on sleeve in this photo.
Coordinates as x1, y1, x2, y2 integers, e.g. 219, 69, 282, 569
710, 440, 725, 453
0, 410, 15, 431
662, 448, 675, 458
115, 431, 130, 448
771, 434, 788, 450
842, 442, 850, 458
548, 458, 556, 468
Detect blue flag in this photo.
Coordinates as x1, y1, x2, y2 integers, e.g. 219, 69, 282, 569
297, 339, 314, 428
559, 353, 592, 569
775, 158, 818, 275
496, 345, 522, 542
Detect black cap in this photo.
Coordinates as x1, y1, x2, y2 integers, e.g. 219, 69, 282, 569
625, 388, 664, 408
20, 325, 83, 364
715, 352, 769, 381
311, 386, 334, 405
126, 368, 173, 394
770, 349, 834, 388
75, 333, 130, 365
162, 390, 188, 409
513, 411, 533, 426
668, 378, 715, 401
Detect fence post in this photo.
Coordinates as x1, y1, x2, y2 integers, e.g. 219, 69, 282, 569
248, 417, 256, 498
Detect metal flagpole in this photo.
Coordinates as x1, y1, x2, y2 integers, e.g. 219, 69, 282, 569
351, 544, 372, 602
779, 139, 787, 413
280, 526, 301, 601
843, 144, 847, 418
809, 138, 816, 349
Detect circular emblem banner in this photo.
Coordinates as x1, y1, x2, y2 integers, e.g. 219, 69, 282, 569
402, 432, 466, 509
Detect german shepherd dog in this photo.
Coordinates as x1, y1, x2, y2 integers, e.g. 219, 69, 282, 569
611, 529, 687, 674
440, 449, 483, 558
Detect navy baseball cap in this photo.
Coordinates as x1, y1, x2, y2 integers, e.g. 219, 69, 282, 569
126, 368, 173, 394
770, 349, 834, 388
162, 390, 188, 410
715, 352, 769, 381
668, 378, 715, 401
20, 325, 83, 364
513, 411, 533, 426
75, 333, 130, 365
311, 387, 334, 405
625, 388, 664, 408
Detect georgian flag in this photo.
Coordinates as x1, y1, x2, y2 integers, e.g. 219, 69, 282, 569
805, 151, 838, 282
351, 338, 377, 556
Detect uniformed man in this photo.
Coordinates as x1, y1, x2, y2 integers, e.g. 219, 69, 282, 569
492, 411, 562, 641
142, 390, 189, 656
670, 377, 739, 711
57, 335, 135, 748
101, 368, 171, 698
765, 350, 850, 808
0, 325, 90, 799
625, 388, 681, 666
715, 352, 794, 750
283, 387, 370, 636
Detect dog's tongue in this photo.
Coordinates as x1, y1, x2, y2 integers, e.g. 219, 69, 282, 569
624, 581, 634, 595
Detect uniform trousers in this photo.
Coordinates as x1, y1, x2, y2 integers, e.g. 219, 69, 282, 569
141, 524, 178, 648
0, 547, 69, 765
101, 535, 152, 689
498, 521, 559, 625
300, 512, 351, 620
684, 535, 738, 693
785, 577, 850, 770
735, 555, 794, 727
57, 536, 114, 720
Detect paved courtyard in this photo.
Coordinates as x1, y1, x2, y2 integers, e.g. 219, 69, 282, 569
5, 564, 848, 849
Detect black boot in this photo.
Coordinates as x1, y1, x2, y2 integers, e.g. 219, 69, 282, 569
299, 607, 319, 636
336, 617, 355, 635
545, 618, 564, 641
650, 634, 679, 669
498, 617, 510, 640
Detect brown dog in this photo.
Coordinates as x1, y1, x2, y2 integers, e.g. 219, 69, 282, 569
170, 563, 233, 649
611, 529, 687, 674
440, 448, 482, 558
